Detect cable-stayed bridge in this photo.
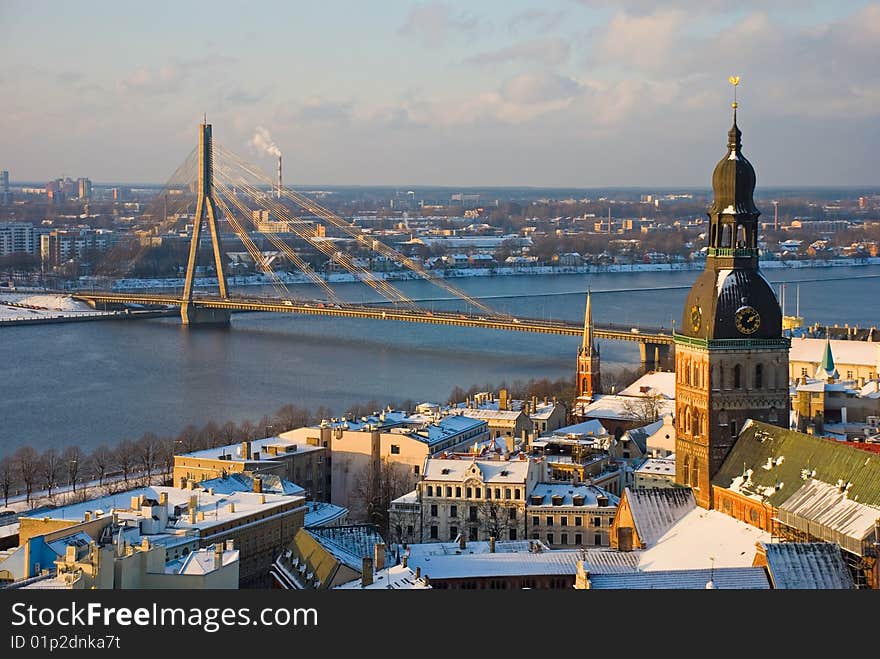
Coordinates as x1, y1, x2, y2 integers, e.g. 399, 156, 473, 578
71, 122, 674, 366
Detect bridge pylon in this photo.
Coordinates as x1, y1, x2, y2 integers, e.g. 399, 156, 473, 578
181, 120, 231, 326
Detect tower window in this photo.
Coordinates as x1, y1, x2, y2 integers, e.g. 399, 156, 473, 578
692, 459, 699, 489
683, 456, 689, 486
755, 364, 763, 389
721, 224, 732, 248
734, 364, 742, 389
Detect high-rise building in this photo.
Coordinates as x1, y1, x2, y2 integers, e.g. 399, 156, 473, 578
0, 170, 9, 204
674, 103, 790, 509
77, 177, 92, 200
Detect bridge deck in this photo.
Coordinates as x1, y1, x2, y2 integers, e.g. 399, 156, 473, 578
72, 291, 675, 344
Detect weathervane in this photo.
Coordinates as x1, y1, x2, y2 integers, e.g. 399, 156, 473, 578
728, 75, 740, 109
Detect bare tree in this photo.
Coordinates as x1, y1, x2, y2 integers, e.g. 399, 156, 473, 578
157, 436, 177, 484
621, 392, 665, 426
176, 425, 200, 453
0, 455, 14, 506
115, 440, 137, 487
62, 446, 82, 494
351, 458, 415, 540
275, 404, 309, 432
136, 433, 160, 486
89, 444, 113, 487
472, 497, 517, 542
219, 421, 239, 445
40, 448, 61, 499
15, 446, 40, 506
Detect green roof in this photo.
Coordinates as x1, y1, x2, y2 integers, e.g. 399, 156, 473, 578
712, 420, 880, 508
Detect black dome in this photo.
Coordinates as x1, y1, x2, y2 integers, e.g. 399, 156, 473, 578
708, 116, 760, 218
681, 268, 782, 339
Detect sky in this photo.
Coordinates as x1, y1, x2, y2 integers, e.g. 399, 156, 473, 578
1, 0, 878, 187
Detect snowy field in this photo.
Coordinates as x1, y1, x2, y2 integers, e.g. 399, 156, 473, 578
0, 293, 112, 322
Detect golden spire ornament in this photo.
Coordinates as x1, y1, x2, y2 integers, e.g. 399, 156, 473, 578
728, 75, 740, 109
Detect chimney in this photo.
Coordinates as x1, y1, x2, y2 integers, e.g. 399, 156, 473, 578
499, 388, 508, 411
65, 545, 77, 564
226, 539, 234, 551
241, 441, 251, 461
197, 511, 205, 521
189, 494, 198, 512
414, 566, 421, 579
130, 495, 141, 510
253, 476, 262, 494
227, 503, 236, 513
423, 574, 430, 587
277, 154, 282, 200
459, 534, 466, 550
489, 536, 496, 553
179, 476, 187, 489
83, 511, 91, 522
159, 492, 168, 506
402, 554, 408, 568
361, 557, 374, 587
208, 487, 214, 496
374, 543, 386, 572
214, 543, 223, 570
141, 537, 150, 551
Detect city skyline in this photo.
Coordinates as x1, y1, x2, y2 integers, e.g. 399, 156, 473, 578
1, 1, 879, 187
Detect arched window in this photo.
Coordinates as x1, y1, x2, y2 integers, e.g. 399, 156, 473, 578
582, 377, 588, 393
685, 407, 692, 436
691, 412, 700, 438
734, 364, 742, 389
736, 224, 747, 248
692, 363, 700, 388
692, 459, 699, 489
755, 364, 763, 389
710, 225, 717, 247
721, 224, 732, 248
683, 457, 689, 486
718, 364, 725, 389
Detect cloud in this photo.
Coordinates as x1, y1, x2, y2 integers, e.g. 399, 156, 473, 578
591, 9, 686, 71
119, 64, 185, 94
463, 38, 570, 68
508, 8, 567, 33
296, 99, 353, 124
398, 1, 482, 47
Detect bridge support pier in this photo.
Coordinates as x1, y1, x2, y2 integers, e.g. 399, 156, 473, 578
181, 305, 230, 327
639, 342, 673, 371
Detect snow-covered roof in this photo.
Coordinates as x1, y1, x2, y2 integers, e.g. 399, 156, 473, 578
181, 435, 324, 462
637, 506, 771, 571
635, 458, 676, 477
173, 547, 239, 575
760, 542, 855, 589
406, 550, 583, 579
578, 395, 675, 422
618, 371, 677, 400
422, 457, 532, 483
334, 564, 431, 589
542, 419, 608, 440
403, 539, 545, 561
306, 526, 390, 572
777, 479, 880, 544
457, 408, 523, 422
304, 502, 348, 527
625, 487, 696, 547
528, 483, 619, 508
198, 473, 305, 497
588, 567, 769, 590
789, 337, 878, 368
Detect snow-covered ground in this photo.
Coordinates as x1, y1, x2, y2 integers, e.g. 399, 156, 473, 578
72, 256, 880, 291
0, 293, 111, 322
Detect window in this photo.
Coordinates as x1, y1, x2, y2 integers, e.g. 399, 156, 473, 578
450, 526, 458, 540
413, 465, 419, 475
508, 508, 516, 520
426, 485, 433, 497
446, 486, 452, 497
594, 534, 602, 546
485, 488, 491, 499
800, 367, 808, 377
509, 529, 517, 541
469, 527, 478, 541
430, 504, 438, 517
692, 459, 699, 489
683, 456, 690, 486
755, 363, 763, 389
532, 516, 540, 526
531, 533, 539, 540
575, 533, 582, 546
504, 488, 511, 499
561, 533, 568, 546
546, 516, 553, 526
450, 505, 458, 518
466, 487, 472, 498
475, 487, 482, 499
734, 364, 742, 389
430, 525, 438, 539
560, 516, 568, 527
406, 525, 413, 537
455, 487, 461, 497
574, 516, 582, 527
730, 420, 738, 437
390, 444, 400, 454
847, 370, 853, 379
593, 517, 601, 527
515, 489, 521, 500
494, 488, 501, 499
469, 506, 477, 522
547, 533, 554, 545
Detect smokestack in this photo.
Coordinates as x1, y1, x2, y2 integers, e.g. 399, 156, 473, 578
277, 155, 282, 199
374, 543, 386, 572
361, 557, 374, 587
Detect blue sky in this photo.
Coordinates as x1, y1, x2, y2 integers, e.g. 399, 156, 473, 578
1, 1, 878, 186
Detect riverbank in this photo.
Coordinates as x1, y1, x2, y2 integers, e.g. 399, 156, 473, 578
66, 255, 880, 291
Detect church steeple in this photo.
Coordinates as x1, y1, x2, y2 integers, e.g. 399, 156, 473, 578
574, 289, 601, 417
815, 337, 839, 381
582, 288, 596, 354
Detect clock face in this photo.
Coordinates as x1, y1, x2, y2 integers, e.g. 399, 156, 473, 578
735, 305, 761, 334
690, 304, 702, 333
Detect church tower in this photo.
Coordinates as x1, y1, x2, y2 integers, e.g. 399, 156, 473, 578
674, 83, 790, 509
574, 290, 601, 420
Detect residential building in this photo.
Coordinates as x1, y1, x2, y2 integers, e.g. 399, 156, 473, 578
40, 228, 117, 267
174, 436, 329, 502
634, 457, 677, 489
11, 483, 306, 588
526, 483, 618, 548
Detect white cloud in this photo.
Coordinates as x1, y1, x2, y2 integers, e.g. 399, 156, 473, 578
398, 1, 482, 47
464, 38, 571, 68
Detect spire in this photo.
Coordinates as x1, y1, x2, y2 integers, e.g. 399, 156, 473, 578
582, 289, 594, 353
728, 75, 741, 151
815, 336, 839, 381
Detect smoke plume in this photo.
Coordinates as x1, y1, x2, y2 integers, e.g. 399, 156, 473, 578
251, 126, 281, 157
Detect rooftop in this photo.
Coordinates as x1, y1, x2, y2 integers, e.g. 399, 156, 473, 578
588, 567, 770, 590
180, 435, 324, 463
528, 483, 619, 508
334, 564, 431, 589
635, 458, 677, 476
422, 457, 533, 483
789, 336, 878, 367
760, 542, 855, 589
617, 371, 677, 400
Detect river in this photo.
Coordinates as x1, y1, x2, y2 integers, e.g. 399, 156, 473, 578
1, 265, 878, 456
